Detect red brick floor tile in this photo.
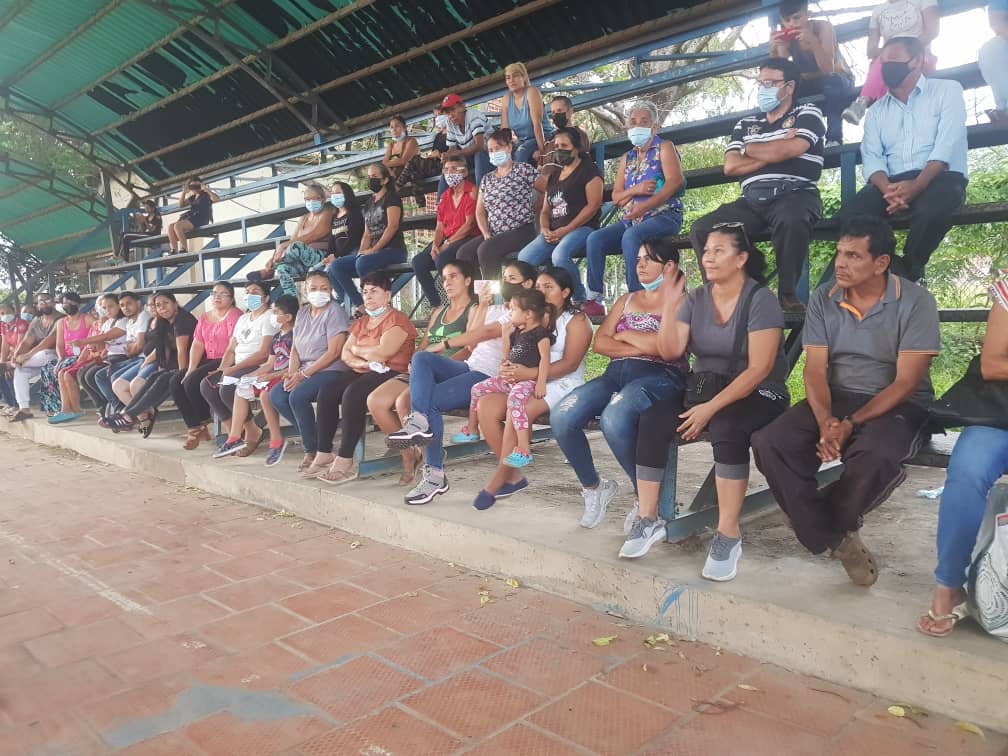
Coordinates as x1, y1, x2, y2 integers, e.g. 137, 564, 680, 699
336, 538, 410, 567
198, 605, 311, 653
727, 665, 875, 737
23, 615, 146, 668
279, 582, 384, 623
43, 592, 136, 627
0, 606, 64, 646
280, 614, 402, 663
292, 707, 463, 755
642, 707, 828, 755
542, 613, 640, 659
403, 669, 545, 738
530, 680, 680, 753
184, 711, 331, 756
203, 528, 290, 557
120, 595, 232, 640
143, 543, 233, 572
848, 701, 1008, 755
600, 641, 757, 714
359, 590, 462, 635
272, 534, 357, 563
277, 556, 371, 589
76, 678, 188, 735
0, 642, 44, 681
377, 625, 500, 680
0, 711, 108, 756
190, 642, 315, 691
465, 723, 586, 756
210, 549, 297, 581
112, 731, 204, 755
96, 632, 229, 685
481, 637, 609, 697
136, 567, 232, 603
451, 608, 540, 647
0, 659, 124, 724
291, 656, 423, 720
345, 563, 447, 597
74, 539, 164, 568
204, 574, 304, 612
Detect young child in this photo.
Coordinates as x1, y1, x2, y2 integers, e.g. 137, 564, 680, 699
458, 288, 554, 468
213, 294, 299, 465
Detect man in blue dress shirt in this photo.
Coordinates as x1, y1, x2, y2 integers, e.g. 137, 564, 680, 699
834, 35, 967, 283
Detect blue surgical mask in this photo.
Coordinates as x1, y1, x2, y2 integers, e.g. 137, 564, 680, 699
393, 133, 406, 142
756, 86, 781, 113
365, 305, 388, 318
488, 150, 510, 167
330, 194, 345, 208
21, 313, 33, 322
627, 127, 652, 148
246, 294, 263, 310
641, 274, 663, 292
305, 199, 323, 213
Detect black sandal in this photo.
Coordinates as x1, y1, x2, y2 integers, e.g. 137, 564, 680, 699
138, 408, 158, 439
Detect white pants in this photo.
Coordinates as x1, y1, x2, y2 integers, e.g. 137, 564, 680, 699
13, 350, 56, 409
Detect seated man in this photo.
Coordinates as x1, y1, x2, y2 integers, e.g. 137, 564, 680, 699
834, 36, 967, 283
689, 57, 825, 314
439, 94, 490, 198
751, 216, 940, 587
8, 293, 62, 421
979, 0, 1008, 125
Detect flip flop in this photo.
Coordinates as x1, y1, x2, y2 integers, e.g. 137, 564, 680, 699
917, 602, 969, 638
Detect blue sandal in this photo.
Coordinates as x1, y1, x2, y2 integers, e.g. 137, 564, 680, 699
451, 426, 481, 443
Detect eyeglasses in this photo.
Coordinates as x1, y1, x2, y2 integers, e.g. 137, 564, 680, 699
711, 221, 754, 251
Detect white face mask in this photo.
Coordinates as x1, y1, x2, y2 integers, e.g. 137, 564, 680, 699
306, 291, 331, 308
0, 314, 13, 324
269, 313, 282, 329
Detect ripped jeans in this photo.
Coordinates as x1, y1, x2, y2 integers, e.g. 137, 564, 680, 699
550, 357, 686, 493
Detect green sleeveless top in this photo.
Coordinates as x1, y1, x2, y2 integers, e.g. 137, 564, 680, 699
428, 301, 473, 357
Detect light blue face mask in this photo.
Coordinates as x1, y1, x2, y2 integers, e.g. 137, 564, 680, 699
756, 86, 782, 113
305, 199, 323, 213
641, 274, 663, 292
330, 194, 345, 208
246, 294, 264, 310
21, 313, 34, 322
627, 126, 652, 148
488, 150, 509, 167
365, 305, 388, 318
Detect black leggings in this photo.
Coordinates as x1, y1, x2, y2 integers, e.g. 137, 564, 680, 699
637, 392, 786, 482
456, 224, 536, 278
81, 356, 126, 410
124, 368, 177, 417
315, 369, 399, 457
199, 365, 257, 422
169, 360, 219, 428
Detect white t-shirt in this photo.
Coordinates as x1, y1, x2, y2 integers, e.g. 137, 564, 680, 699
869, 0, 936, 41
544, 310, 587, 410
233, 310, 280, 363
465, 304, 508, 377
104, 317, 129, 356
124, 310, 151, 348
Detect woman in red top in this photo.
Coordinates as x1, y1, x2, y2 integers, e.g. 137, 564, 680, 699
0, 302, 29, 411
309, 273, 418, 485
411, 154, 479, 308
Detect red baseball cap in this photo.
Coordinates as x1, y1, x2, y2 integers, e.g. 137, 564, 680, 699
441, 93, 464, 108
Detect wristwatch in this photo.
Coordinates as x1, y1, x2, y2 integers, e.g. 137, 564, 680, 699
842, 415, 863, 433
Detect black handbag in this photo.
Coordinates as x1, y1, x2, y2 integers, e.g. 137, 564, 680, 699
683, 284, 762, 407
930, 355, 1008, 430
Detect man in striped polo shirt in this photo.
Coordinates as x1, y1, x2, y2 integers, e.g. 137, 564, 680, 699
689, 57, 825, 314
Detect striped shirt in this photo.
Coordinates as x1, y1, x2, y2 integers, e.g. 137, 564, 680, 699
726, 103, 825, 190
446, 110, 488, 151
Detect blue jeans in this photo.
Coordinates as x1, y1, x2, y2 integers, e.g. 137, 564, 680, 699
584, 211, 684, 295
935, 425, 1008, 589
437, 152, 491, 199
327, 246, 407, 307
96, 357, 143, 406
269, 370, 345, 454
517, 227, 594, 302
512, 137, 539, 165
551, 358, 686, 493
0, 373, 14, 407
408, 350, 490, 469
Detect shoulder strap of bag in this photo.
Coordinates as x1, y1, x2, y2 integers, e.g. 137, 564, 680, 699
727, 283, 763, 376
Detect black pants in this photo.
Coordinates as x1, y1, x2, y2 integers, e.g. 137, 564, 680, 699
751, 392, 929, 554
637, 392, 786, 483
169, 360, 219, 428
199, 365, 257, 422
412, 238, 473, 308
690, 190, 822, 298
801, 73, 855, 144
80, 356, 126, 412
124, 368, 176, 417
456, 224, 536, 278
119, 233, 148, 261
833, 170, 966, 282
315, 369, 399, 457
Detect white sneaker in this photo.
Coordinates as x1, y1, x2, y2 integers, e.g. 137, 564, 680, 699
623, 500, 640, 536
619, 517, 666, 559
701, 532, 742, 581
579, 478, 617, 529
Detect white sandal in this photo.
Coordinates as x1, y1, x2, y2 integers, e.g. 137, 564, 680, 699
917, 602, 969, 637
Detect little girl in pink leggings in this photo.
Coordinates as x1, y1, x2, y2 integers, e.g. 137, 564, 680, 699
844, 0, 940, 124
457, 288, 554, 468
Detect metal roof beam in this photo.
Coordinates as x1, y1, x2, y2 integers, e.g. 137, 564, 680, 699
0, 0, 30, 33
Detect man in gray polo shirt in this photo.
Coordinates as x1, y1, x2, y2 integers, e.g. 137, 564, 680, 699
752, 216, 940, 586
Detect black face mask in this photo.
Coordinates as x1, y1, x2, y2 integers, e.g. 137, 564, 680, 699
37, 304, 53, 315
368, 177, 384, 193
881, 60, 912, 90
550, 112, 568, 129
500, 280, 525, 301
63, 304, 80, 316
555, 149, 575, 166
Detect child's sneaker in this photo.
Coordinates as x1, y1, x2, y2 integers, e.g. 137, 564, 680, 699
264, 441, 288, 467
503, 449, 532, 468
451, 426, 481, 443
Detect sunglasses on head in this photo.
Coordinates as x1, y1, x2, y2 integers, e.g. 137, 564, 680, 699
711, 221, 753, 250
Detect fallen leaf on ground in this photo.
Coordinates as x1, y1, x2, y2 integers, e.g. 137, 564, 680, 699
737, 684, 761, 692
592, 635, 618, 647
480, 595, 490, 607
954, 722, 985, 739
888, 706, 907, 718
505, 578, 519, 589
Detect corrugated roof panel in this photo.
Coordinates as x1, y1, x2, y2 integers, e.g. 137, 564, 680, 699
0, 1, 104, 81
4, 205, 102, 242
30, 231, 112, 262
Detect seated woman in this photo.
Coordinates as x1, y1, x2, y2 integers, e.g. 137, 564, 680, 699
119, 199, 162, 261
316, 181, 364, 267
584, 100, 685, 305
622, 226, 788, 581
41, 292, 92, 422
387, 261, 537, 506
0, 302, 30, 413
395, 107, 450, 206
103, 297, 158, 419
550, 238, 688, 530
474, 266, 592, 506
259, 182, 336, 295
200, 281, 277, 436
306, 274, 418, 483
500, 62, 551, 165
79, 294, 134, 417
517, 127, 602, 306
368, 259, 476, 485
456, 128, 540, 278
383, 115, 420, 184
328, 164, 407, 309
269, 271, 350, 472
214, 294, 299, 464
168, 177, 219, 254
919, 286, 1008, 637
412, 155, 479, 308
104, 291, 198, 437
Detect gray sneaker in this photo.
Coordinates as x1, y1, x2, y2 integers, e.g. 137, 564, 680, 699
701, 532, 742, 581
404, 466, 449, 505
619, 517, 666, 559
623, 500, 640, 536
579, 478, 617, 529
842, 96, 868, 125
387, 413, 434, 449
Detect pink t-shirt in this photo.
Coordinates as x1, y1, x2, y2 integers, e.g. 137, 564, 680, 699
194, 308, 241, 359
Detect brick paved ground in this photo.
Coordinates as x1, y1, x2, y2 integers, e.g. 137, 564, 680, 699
1, 436, 1004, 755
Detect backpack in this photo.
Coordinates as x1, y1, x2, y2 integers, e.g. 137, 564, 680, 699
969, 483, 1008, 641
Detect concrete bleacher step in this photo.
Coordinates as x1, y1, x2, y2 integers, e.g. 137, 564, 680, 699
5, 418, 1007, 732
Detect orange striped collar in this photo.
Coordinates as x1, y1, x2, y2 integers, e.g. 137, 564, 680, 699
828, 274, 901, 321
